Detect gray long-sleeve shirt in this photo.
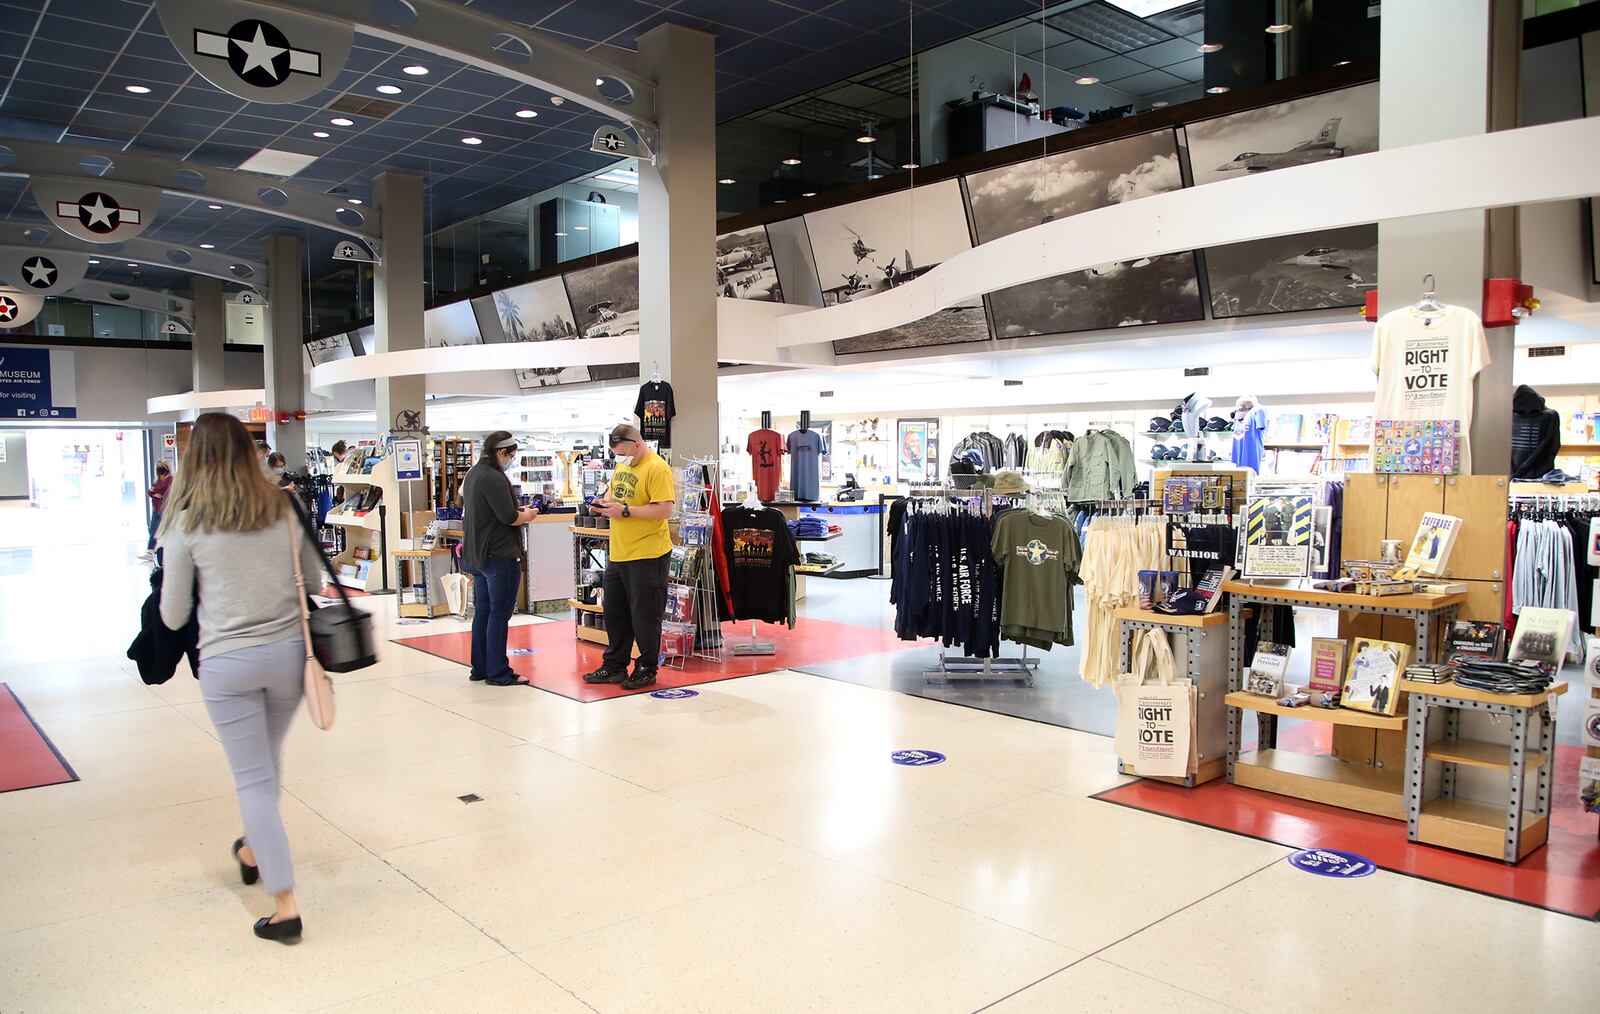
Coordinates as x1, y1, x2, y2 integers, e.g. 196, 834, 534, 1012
159, 510, 324, 661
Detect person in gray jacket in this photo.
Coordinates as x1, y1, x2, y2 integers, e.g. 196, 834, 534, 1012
159, 412, 324, 945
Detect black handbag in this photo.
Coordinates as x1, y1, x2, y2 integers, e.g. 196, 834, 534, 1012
288, 499, 378, 673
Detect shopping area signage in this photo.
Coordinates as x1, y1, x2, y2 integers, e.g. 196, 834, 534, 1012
0, 347, 76, 418
1286, 848, 1376, 879
890, 750, 947, 767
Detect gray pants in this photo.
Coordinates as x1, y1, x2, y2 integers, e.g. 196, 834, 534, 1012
200, 636, 305, 895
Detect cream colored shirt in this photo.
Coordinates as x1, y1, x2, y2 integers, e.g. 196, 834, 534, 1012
1371, 305, 1489, 472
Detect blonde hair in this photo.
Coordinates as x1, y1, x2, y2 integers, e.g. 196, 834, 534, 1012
159, 412, 286, 536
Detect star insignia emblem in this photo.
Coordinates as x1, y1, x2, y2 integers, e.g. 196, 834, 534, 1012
0, 296, 17, 322
600, 133, 625, 151
21, 256, 57, 289
55, 191, 141, 234
194, 19, 322, 89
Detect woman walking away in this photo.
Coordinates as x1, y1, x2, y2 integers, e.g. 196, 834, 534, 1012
158, 412, 324, 944
139, 460, 172, 562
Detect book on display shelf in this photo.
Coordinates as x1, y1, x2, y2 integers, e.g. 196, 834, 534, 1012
1266, 413, 1304, 444
1245, 642, 1291, 697
1400, 512, 1461, 578
1309, 638, 1346, 702
1507, 607, 1574, 668
1341, 638, 1410, 716
1445, 620, 1503, 662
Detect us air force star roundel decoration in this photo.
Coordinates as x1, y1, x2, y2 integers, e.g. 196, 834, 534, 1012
0, 296, 16, 323
29, 176, 160, 244
0, 288, 44, 328
21, 257, 57, 289
0, 246, 88, 295
155, 0, 354, 105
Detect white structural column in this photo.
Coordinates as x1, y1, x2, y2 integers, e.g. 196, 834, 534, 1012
636, 23, 719, 461
262, 234, 305, 468
191, 276, 227, 393
374, 172, 427, 505
1377, 0, 1521, 474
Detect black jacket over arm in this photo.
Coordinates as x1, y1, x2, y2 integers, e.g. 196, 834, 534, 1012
127, 566, 200, 685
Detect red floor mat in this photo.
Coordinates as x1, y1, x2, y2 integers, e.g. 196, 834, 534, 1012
0, 684, 77, 793
394, 617, 906, 703
1094, 742, 1600, 919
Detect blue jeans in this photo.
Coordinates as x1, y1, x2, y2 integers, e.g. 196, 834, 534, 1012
147, 509, 162, 551
468, 555, 520, 684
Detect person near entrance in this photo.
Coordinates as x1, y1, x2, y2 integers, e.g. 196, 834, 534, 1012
329, 441, 349, 469
139, 460, 172, 561
461, 432, 539, 687
585, 424, 675, 690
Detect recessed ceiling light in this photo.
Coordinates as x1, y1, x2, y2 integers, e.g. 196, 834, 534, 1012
330, 117, 354, 126
718, 177, 735, 185
867, 173, 881, 180
573, 224, 589, 230
554, 231, 567, 237
515, 108, 538, 119
124, 84, 152, 94
1152, 100, 1170, 108
774, 199, 787, 204
801, 191, 817, 197
1198, 42, 1224, 54
347, 198, 362, 205
207, 204, 223, 210
336, 206, 347, 213
595, 77, 605, 86
402, 64, 429, 75
126, 262, 139, 268
856, 133, 876, 144
1334, 60, 1352, 67
1206, 85, 1231, 94
199, 243, 215, 249
1076, 76, 1100, 85
900, 162, 920, 170
781, 157, 801, 166
1266, 23, 1292, 33
88, 258, 100, 265
312, 130, 330, 138
376, 84, 402, 95
461, 136, 483, 145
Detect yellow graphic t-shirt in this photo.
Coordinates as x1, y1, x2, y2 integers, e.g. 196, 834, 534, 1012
608, 451, 674, 561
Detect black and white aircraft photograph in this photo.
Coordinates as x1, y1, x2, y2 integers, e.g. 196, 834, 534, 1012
1184, 82, 1378, 188
715, 225, 784, 302
1205, 225, 1378, 318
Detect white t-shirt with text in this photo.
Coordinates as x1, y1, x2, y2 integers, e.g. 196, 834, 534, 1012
1371, 304, 1489, 471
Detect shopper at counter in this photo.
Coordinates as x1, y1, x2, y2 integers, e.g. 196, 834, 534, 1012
139, 460, 171, 561
584, 424, 675, 691
462, 432, 540, 687
330, 441, 348, 470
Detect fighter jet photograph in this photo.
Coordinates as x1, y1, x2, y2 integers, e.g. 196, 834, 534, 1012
1214, 117, 1345, 173
1207, 225, 1379, 318
714, 226, 784, 302
1286, 246, 1354, 269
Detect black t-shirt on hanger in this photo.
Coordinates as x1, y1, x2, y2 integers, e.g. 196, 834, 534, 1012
633, 381, 676, 447
720, 504, 800, 624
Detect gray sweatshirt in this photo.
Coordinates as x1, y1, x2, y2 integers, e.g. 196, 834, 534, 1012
159, 511, 326, 660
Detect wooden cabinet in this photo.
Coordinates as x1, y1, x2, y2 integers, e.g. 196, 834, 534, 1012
1342, 473, 1388, 561
1442, 475, 1509, 580
1457, 578, 1505, 623
1386, 474, 1446, 549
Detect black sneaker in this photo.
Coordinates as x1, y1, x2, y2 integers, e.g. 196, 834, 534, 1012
469, 672, 486, 682
583, 665, 626, 684
621, 668, 657, 691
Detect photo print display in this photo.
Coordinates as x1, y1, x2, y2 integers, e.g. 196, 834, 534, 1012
716, 225, 783, 302
1185, 83, 1380, 317
965, 130, 1203, 338
489, 276, 587, 390
422, 300, 482, 348
805, 179, 990, 355
554, 257, 644, 387
897, 419, 938, 484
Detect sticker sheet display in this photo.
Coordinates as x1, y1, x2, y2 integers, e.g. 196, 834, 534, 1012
1373, 419, 1459, 475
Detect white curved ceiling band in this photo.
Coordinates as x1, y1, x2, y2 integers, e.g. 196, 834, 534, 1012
0, 232, 265, 289
307, 335, 639, 394
0, 140, 379, 243
147, 388, 266, 414
774, 116, 1600, 348
66, 279, 194, 322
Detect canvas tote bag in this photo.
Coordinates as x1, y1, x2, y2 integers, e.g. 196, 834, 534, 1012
291, 518, 337, 731
1114, 629, 1195, 778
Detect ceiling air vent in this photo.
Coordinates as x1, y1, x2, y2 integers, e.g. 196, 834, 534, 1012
1004, 379, 1023, 386
1184, 367, 1210, 377
326, 94, 405, 120
1527, 346, 1565, 358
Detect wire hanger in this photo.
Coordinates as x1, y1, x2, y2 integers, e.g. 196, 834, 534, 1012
1415, 274, 1446, 315
649, 360, 662, 384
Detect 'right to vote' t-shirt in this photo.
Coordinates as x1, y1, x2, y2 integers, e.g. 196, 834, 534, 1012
746, 428, 785, 501
1372, 305, 1489, 471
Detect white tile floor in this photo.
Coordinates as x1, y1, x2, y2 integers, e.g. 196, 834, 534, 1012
1, 533, 1597, 1012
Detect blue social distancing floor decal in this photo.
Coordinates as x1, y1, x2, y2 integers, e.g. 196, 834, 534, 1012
650, 688, 699, 700
507, 648, 538, 657
891, 750, 946, 766
1287, 848, 1377, 878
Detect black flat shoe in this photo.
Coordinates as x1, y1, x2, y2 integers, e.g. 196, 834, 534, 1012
253, 915, 302, 944
232, 837, 259, 886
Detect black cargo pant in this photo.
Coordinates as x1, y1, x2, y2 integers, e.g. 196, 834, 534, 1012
601, 552, 670, 672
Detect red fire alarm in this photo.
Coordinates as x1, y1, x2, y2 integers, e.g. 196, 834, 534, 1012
1483, 278, 1537, 328
1363, 290, 1378, 323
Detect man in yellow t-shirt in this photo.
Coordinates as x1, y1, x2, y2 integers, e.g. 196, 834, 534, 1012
584, 424, 675, 690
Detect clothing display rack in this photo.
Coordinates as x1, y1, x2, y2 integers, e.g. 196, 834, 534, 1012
662, 459, 724, 668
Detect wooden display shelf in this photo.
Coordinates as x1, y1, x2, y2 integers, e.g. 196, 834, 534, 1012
795, 531, 843, 542
1222, 581, 1466, 613
1398, 679, 1567, 710
1418, 798, 1548, 861
1114, 607, 1229, 629
575, 625, 609, 646
324, 512, 374, 528
1225, 692, 1406, 731
569, 526, 612, 537
567, 598, 604, 614
1557, 442, 1600, 453
795, 562, 844, 575
1233, 748, 1405, 819
1424, 738, 1547, 771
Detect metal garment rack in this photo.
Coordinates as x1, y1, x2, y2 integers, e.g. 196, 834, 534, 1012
662, 458, 724, 668
905, 486, 1041, 686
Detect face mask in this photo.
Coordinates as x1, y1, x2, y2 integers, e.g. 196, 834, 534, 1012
271, 467, 285, 477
